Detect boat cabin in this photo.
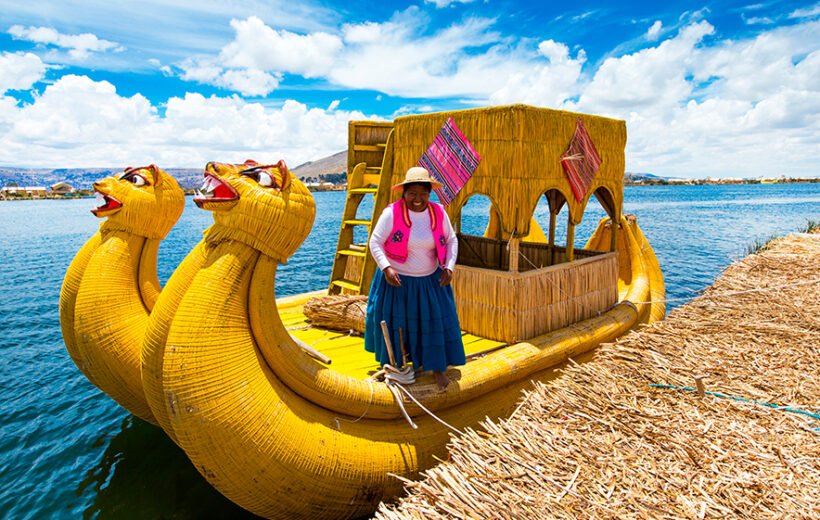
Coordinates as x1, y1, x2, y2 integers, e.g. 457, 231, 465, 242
329, 104, 624, 343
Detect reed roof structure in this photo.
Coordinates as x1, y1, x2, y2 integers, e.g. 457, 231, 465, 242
376, 231, 820, 519
391, 105, 626, 235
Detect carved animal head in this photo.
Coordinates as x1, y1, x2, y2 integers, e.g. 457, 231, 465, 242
92, 165, 185, 239
194, 160, 315, 262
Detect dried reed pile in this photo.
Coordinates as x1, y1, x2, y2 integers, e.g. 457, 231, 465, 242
303, 294, 367, 332
377, 232, 820, 519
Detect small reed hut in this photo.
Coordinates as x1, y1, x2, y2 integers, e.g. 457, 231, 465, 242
389, 105, 624, 343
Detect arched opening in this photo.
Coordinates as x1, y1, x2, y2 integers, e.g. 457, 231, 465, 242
454, 193, 511, 270
457, 193, 495, 237
592, 186, 620, 252
528, 189, 577, 265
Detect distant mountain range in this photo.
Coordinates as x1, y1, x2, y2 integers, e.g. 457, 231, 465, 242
4, 156, 813, 190
0, 152, 349, 190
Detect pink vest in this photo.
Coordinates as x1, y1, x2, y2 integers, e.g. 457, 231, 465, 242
383, 199, 448, 266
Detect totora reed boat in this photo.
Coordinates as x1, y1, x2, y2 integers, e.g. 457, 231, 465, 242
61, 105, 665, 519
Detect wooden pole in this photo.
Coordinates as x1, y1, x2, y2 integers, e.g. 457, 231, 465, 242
694, 375, 706, 397
398, 327, 409, 367
508, 237, 520, 273
566, 216, 576, 263
610, 208, 620, 252
290, 336, 332, 365
548, 211, 557, 265
380, 320, 397, 366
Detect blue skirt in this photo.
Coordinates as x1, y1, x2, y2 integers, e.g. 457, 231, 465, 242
365, 268, 465, 372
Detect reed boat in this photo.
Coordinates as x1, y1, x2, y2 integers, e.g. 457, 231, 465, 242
63, 105, 665, 519
60, 165, 184, 424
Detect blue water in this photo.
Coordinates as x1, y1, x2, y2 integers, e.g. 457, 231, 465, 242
0, 184, 817, 518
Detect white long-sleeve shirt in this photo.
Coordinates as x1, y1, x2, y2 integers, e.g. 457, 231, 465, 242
369, 205, 458, 277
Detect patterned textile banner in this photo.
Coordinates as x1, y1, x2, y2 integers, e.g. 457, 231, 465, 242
418, 117, 481, 206
561, 118, 602, 203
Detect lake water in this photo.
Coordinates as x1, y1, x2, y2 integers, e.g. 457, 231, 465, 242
1, 184, 818, 518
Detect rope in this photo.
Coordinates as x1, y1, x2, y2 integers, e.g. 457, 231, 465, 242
375, 362, 465, 435
334, 379, 376, 430
632, 278, 820, 305
650, 384, 820, 429
389, 382, 465, 435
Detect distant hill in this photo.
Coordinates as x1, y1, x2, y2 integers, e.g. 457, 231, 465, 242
624, 171, 669, 183
0, 167, 202, 190
0, 152, 349, 191
292, 150, 346, 182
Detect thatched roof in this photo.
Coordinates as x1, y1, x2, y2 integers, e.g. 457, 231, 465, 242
390, 105, 626, 236
376, 231, 820, 519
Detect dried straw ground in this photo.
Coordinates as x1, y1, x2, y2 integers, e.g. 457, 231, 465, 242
376, 232, 820, 519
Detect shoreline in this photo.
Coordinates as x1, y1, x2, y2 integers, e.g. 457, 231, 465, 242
1, 180, 818, 201
377, 231, 820, 518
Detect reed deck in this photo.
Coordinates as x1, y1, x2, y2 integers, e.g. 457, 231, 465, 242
280, 295, 506, 380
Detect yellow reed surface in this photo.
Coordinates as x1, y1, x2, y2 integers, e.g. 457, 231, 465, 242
141, 240, 209, 442
59, 166, 184, 424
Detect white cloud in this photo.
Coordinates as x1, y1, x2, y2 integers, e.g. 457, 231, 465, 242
219, 16, 342, 77
424, 0, 475, 8
0, 52, 47, 93
647, 21, 663, 40
0, 74, 367, 168
2, 10, 818, 179
177, 10, 550, 99
8, 25, 123, 59
694, 21, 819, 101
489, 40, 585, 107
789, 4, 820, 18
177, 15, 341, 96
179, 57, 281, 97
217, 68, 281, 97
327, 11, 528, 98
578, 22, 715, 116
564, 20, 820, 177
743, 15, 774, 25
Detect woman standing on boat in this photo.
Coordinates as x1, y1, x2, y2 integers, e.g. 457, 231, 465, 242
365, 167, 465, 389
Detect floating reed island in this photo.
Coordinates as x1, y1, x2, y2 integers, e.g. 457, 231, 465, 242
377, 231, 820, 519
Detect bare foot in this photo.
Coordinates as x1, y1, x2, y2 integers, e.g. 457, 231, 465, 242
434, 371, 449, 390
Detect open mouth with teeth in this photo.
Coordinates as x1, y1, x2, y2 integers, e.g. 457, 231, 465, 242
193, 173, 239, 209
91, 191, 123, 216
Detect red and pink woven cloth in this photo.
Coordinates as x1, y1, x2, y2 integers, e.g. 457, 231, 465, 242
418, 117, 481, 206
561, 118, 602, 203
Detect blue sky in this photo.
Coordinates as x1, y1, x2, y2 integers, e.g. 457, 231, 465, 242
0, 0, 818, 177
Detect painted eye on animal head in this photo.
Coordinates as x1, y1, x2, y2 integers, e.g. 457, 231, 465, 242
257, 171, 274, 187
119, 169, 150, 187
239, 166, 278, 189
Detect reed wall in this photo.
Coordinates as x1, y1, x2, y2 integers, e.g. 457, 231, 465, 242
452, 251, 618, 343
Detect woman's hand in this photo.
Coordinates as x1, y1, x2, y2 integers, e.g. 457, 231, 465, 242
439, 268, 453, 286
383, 267, 402, 287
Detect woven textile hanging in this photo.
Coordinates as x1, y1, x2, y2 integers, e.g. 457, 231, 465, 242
418, 117, 480, 206
561, 118, 602, 203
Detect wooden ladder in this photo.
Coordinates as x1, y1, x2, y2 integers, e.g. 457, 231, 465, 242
328, 121, 395, 295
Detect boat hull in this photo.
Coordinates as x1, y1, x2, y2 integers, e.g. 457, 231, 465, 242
156, 216, 664, 519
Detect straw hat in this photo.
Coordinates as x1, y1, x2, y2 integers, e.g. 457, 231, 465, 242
391, 166, 443, 191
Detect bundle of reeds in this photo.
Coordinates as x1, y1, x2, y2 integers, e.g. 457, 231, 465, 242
302, 294, 367, 333
376, 232, 820, 519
